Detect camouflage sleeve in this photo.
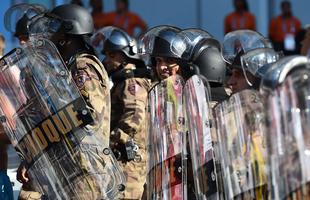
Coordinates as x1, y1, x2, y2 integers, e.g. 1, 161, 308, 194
72, 56, 110, 139
111, 78, 148, 143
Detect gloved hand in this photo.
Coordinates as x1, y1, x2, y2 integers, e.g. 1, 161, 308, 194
0, 170, 14, 200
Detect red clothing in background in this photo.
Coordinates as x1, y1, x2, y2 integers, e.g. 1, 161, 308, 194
269, 15, 301, 42
224, 11, 256, 34
104, 11, 147, 36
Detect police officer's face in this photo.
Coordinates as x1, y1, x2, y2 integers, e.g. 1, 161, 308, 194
103, 51, 126, 73
226, 68, 252, 94
155, 57, 180, 80
18, 35, 28, 45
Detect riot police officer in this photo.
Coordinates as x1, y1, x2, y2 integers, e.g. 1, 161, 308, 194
140, 25, 190, 200
99, 26, 151, 200
1, 6, 45, 198
222, 29, 277, 94
176, 28, 228, 199
141, 26, 190, 81
179, 28, 228, 103
214, 29, 280, 199
9, 4, 124, 200
260, 56, 310, 199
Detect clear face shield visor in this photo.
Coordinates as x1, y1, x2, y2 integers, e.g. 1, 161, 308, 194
222, 30, 273, 65
4, 3, 46, 35
240, 48, 281, 86
27, 13, 68, 40
138, 26, 187, 58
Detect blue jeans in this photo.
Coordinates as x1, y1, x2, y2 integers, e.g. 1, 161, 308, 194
0, 170, 13, 200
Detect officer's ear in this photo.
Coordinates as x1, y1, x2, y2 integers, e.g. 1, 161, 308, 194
106, 52, 116, 59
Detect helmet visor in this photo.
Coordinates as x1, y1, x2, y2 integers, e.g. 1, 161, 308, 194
222, 30, 273, 65
177, 28, 215, 60
28, 13, 64, 38
4, 3, 46, 34
139, 25, 185, 58
92, 26, 135, 54
241, 48, 280, 77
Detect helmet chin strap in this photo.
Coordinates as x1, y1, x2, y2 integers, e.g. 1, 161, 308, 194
241, 65, 253, 87
109, 61, 128, 76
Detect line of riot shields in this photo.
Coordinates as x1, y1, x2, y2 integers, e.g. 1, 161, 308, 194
142, 26, 310, 200
2, 3, 310, 200
146, 57, 310, 200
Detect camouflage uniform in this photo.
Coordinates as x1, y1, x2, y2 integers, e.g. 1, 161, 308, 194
19, 53, 111, 200
110, 71, 151, 200
71, 53, 110, 145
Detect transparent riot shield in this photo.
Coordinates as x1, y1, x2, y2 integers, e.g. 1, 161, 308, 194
263, 67, 310, 200
214, 89, 269, 200
147, 75, 187, 200
0, 38, 124, 200
183, 75, 218, 200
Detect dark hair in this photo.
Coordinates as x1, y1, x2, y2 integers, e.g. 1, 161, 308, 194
281, 0, 291, 8
117, 0, 129, 9
234, 0, 249, 11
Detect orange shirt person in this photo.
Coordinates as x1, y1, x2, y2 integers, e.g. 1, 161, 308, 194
269, 1, 301, 53
90, 0, 107, 30
224, 0, 256, 34
104, 0, 147, 37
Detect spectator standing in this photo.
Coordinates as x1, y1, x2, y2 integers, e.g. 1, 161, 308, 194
90, 0, 108, 30
105, 0, 147, 37
224, 0, 256, 34
269, 0, 301, 55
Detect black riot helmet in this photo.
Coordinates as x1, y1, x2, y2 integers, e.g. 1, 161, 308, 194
140, 25, 185, 59
50, 4, 94, 35
222, 30, 279, 88
139, 26, 196, 80
222, 29, 273, 69
177, 28, 226, 86
14, 14, 29, 37
98, 26, 139, 60
192, 39, 226, 86
151, 28, 186, 59
26, 4, 93, 37
4, 3, 46, 37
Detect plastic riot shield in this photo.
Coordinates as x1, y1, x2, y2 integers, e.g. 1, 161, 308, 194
147, 75, 187, 200
261, 56, 310, 199
183, 75, 218, 200
214, 89, 269, 200
0, 38, 124, 200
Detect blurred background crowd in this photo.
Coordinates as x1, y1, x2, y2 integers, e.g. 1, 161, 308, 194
0, 0, 309, 55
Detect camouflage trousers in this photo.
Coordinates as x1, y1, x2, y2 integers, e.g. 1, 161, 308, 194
117, 150, 147, 200
18, 144, 114, 200
18, 182, 42, 200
